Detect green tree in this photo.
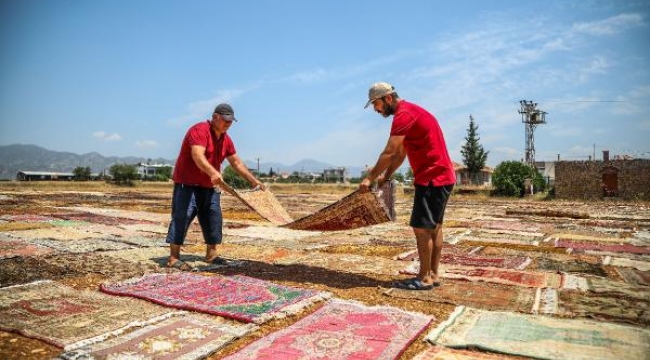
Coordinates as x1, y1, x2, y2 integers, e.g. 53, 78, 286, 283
223, 165, 248, 189
460, 115, 489, 185
109, 164, 139, 185
391, 172, 405, 183
155, 166, 173, 181
73, 166, 92, 181
491, 161, 545, 197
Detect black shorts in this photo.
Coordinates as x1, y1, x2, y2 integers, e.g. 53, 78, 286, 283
410, 183, 453, 229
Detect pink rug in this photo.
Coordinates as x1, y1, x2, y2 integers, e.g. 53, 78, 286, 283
223, 298, 432, 360
100, 273, 330, 324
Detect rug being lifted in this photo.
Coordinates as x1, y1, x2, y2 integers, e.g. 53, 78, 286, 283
283, 181, 396, 231
100, 272, 331, 324
223, 298, 432, 360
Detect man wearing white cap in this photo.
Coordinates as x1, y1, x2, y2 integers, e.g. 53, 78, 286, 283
361, 83, 456, 290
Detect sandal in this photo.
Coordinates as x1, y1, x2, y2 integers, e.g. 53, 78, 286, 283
167, 260, 194, 271
393, 278, 434, 290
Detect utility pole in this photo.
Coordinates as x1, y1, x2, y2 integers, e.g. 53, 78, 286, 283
519, 100, 547, 167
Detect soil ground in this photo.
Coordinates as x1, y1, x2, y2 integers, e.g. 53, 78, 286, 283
0, 181, 648, 359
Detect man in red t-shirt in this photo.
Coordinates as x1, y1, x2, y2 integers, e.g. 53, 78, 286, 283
165, 103, 265, 271
361, 82, 456, 290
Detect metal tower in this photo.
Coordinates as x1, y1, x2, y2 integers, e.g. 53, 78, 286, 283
519, 100, 547, 166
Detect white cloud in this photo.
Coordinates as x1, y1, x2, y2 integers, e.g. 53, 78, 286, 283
136, 140, 157, 148
92, 131, 122, 141
572, 13, 645, 35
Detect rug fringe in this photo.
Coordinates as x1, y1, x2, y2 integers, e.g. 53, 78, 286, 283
424, 305, 465, 344
252, 292, 333, 324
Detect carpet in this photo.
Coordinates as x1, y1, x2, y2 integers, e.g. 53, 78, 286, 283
7, 227, 97, 241
603, 256, 650, 271
0, 214, 59, 222
555, 239, 650, 255
586, 276, 650, 301
284, 181, 395, 231
425, 306, 650, 360
0, 238, 55, 259
223, 298, 432, 360
224, 225, 320, 241
50, 211, 158, 226
100, 272, 331, 324
399, 254, 531, 275
535, 257, 607, 277
233, 189, 294, 225
273, 252, 403, 275
58, 313, 257, 360
441, 266, 564, 288
412, 345, 523, 360
0, 280, 178, 350
31, 238, 136, 253
615, 267, 650, 286
558, 290, 650, 326
384, 280, 540, 313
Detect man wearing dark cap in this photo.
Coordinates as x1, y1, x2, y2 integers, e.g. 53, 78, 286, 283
165, 103, 265, 271
361, 82, 456, 290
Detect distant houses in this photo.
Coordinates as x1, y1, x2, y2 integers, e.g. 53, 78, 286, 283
16, 171, 76, 181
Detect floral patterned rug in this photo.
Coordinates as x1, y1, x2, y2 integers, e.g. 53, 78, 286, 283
100, 272, 331, 324
0, 280, 177, 350
58, 313, 256, 360
223, 298, 432, 360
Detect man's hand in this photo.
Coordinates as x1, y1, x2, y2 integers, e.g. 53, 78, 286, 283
359, 177, 372, 193
210, 172, 224, 188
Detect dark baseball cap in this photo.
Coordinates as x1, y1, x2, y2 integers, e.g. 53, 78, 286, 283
214, 103, 237, 122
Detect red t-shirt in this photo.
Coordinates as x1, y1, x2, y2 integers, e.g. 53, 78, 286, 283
172, 120, 236, 188
390, 101, 456, 186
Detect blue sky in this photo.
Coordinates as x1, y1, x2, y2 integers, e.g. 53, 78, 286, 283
1, 0, 649, 172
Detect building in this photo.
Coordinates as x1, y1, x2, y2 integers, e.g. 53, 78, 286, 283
16, 171, 75, 181
322, 167, 348, 183
136, 163, 173, 180
555, 151, 650, 200
453, 162, 493, 186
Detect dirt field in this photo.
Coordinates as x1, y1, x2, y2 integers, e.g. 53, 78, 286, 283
0, 182, 648, 359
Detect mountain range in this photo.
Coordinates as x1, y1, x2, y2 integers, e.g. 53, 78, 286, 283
0, 144, 364, 180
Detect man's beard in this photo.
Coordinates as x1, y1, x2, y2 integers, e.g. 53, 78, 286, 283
379, 102, 395, 117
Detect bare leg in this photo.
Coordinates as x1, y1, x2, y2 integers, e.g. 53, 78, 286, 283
168, 244, 182, 266
430, 225, 443, 284
413, 227, 434, 286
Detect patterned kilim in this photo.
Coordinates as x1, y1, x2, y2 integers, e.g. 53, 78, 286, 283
40, 253, 164, 280
603, 256, 650, 271
615, 267, 650, 286
426, 306, 650, 360
100, 273, 331, 324
441, 266, 564, 288
412, 345, 523, 360
273, 252, 403, 276
7, 227, 97, 241
50, 211, 158, 226
384, 281, 540, 313
535, 257, 607, 277
555, 239, 650, 254
223, 298, 432, 360
233, 189, 294, 225
224, 225, 320, 241
0, 238, 54, 259
587, 276, 650, 301
399, 254, 531, 275
31, 238, 136, 253
58, 313, 257, 360
0, 256, 68, 288
558, 290, 650, 326
284, 181, 395, 231
0, 280, 177, 350
0, 214, 59, 222
551, 233, 630, 243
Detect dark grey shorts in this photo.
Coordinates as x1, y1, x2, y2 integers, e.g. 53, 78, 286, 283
410, 184, 453, 229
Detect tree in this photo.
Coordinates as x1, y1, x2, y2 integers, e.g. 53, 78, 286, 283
155, 166, 173, 181
109, 164, 139, 185
73, 166, 91, 181
223, 165, 248, 189
405, 167, 414, 182
492, 161, 546, 197
460, 115, 489, 185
